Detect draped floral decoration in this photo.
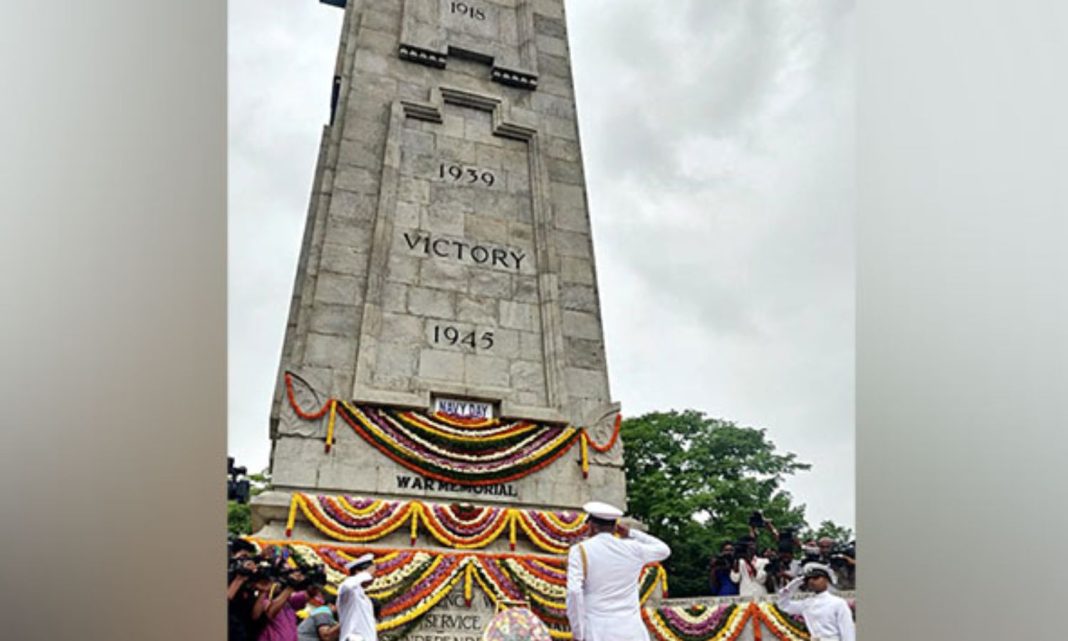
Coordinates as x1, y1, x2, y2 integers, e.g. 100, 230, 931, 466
760, 603, 811, 640
284, 492, 589, 553
643, 601, 856, 641
285, 372, 621, 484
249, 538, 665, 640
643, 603, 747, 641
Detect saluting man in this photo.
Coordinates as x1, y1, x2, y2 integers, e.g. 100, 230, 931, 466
566, 501, 671, 641
776, 562, 855, 641
336, 553, 377, 641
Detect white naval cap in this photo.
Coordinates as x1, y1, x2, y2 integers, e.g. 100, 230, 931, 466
802, 562, 837, 585
344, 553, 375, 571
582, 501, 624, 521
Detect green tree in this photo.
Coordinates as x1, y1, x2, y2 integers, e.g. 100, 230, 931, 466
805, 520, 854, 543
621, 410, 811, 597
228, 500, 252, 536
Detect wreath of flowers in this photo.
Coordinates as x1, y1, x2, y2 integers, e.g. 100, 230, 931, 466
250, 538, 665, 640
285, 372, 621, 484
285, 492, 590, 553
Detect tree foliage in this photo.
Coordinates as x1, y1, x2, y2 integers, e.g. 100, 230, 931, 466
805, 520, 854, 543
621, 410, 812, 597
228, 500, 251, 536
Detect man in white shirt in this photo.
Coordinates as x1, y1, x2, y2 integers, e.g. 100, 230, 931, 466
776, 563, 855, 641
336, 553, 376, 641
729, 540, 769, 597
566, 501, 671, 641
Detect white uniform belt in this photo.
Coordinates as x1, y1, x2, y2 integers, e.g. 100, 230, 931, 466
812, 637, 840, 641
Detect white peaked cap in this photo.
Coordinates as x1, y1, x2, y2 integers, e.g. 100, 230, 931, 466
344, 553, 374, 570
802, 562, 838, 585
582, 501, 624, 520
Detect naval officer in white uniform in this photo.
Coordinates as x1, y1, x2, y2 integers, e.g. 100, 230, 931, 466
336, 553, 377, 641
566, 501, 671, 641
776, 562, 855, 641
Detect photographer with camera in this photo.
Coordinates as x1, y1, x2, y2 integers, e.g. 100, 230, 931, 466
724, 511, 778, 597
763, 521, 803, 593
729, 535, 769, 598
251, 556, 323, 641
817, 538, 856, 590
708, 541, 740, 596
229, 538, 265, 641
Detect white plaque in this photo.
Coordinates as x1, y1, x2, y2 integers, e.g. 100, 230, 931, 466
433, 397, 495, 420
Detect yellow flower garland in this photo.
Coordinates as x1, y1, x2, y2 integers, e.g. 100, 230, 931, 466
285, 492, 589, 553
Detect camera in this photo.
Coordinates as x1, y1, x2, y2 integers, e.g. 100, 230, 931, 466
711, 552, 732, 569
302, 565, 327, 589
747, 511, 766, 529
828, 541, 855, 568
275, 561, 327, 590
765, 557, 782, 576
229, 556, 260, 578
732, 537, 754, 562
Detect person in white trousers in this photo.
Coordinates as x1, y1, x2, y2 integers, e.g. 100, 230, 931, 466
566, 501, 671, 641
776, 562, 855, 641
336, 553, 376, 641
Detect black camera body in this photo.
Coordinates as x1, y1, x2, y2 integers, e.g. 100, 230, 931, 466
747, 511, 766, 529
229, 557, 259, 578
732, 537, 756, 562
828, 542, 856, 567
275, 561, 327, 590
765, 557, 782, 575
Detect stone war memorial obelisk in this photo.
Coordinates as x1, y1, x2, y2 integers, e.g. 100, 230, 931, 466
248, 1, 662, 639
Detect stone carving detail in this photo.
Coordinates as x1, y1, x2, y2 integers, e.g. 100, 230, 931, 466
399, 0, 539, 89
352, 86, 568, 424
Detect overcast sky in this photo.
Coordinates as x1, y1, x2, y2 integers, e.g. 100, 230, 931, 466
229, 0, 855, 529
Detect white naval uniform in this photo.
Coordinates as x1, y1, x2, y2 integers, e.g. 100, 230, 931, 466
337, 572, 377, 641
566, 529, 671, 641
776, 579, 855, 641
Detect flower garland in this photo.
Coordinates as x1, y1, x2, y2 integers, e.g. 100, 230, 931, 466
249, 538, 665, 640
643, 602, 838, 641
757, 603, 810, 641
284, 372, 623, 485
643, 603, 743, 641
339, 400, 579, 485
285, 492, 590, 553
286, 494, 417, 540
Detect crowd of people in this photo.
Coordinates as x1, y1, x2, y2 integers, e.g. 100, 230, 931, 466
564, 502, 855, 641
708, 512, 856, 598
227, 538, 378, 641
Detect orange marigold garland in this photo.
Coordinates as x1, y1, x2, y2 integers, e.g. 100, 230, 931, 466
283, 372, 625, 486
285, 493, 589, 554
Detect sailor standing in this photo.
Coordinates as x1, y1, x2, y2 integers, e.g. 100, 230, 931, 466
566, 501, 671, 641
776, 562, 855, 641
336, 553, 377, 641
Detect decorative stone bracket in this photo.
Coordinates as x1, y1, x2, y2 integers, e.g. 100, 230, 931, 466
399, 0, 540, 90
